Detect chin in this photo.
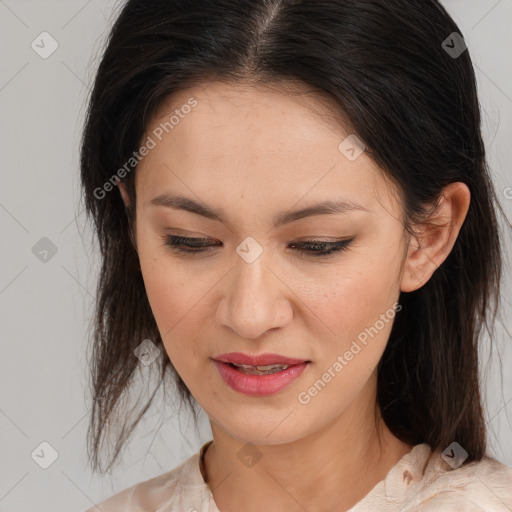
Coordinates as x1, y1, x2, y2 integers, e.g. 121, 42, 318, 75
208, 407, 316, 446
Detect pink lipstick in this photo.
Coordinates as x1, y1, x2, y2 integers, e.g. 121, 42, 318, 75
212, 352, 310, 396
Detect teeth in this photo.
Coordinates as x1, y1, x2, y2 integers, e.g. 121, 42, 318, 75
254, 364, 290, 371
230, 363, 291, 375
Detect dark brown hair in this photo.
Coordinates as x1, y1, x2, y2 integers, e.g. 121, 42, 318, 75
80, 0, 509, 474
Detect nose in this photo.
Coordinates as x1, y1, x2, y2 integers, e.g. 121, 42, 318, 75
215, 253, 293, 340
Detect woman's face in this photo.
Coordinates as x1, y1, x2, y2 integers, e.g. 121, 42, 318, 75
128, 81, 410, 445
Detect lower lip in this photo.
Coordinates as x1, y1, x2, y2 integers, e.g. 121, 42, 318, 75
212, 360, 309, 396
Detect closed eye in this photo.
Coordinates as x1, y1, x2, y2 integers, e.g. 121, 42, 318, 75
163, 235, 353, 258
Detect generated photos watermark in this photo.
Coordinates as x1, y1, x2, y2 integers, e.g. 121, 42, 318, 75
93, 97, 198, 200
297, 302, 402, 405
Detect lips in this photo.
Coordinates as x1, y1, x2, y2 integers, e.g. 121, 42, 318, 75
211, 352, 311, 396
212, 358, 309, 396
213, 352, 309, 366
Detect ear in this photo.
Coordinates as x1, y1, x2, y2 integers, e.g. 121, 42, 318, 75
118, 180, 138, 253
118, 180, 130, 209
400, 182, 470, 293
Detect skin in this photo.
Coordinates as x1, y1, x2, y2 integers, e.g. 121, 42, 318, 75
119, 80, 471, 512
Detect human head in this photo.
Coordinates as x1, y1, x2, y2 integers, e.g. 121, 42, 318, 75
80, 0, 504, 474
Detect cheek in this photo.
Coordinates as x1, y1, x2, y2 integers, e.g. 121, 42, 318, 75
294, 271, 400, 414
140, 264, 212, 387
137, 244, 200, 354
296, 257, 401, 385
302, 257, 400, 344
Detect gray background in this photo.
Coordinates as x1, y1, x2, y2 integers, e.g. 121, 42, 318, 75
0, 1, 511, 511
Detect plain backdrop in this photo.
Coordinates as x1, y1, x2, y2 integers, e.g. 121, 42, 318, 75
0, 1, 511, 511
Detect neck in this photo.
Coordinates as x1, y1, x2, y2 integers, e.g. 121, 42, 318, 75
202, 380, 413, 512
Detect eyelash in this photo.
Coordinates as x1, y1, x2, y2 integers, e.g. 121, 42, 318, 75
163, 236, 353, 258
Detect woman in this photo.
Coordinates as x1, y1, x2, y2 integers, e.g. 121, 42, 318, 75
80, 0, 512, 510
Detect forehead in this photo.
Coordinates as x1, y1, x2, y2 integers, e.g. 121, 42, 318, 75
135, 80, 401, 218
150, 79, 350, 137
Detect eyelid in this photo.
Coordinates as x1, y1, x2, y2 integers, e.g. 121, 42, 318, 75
163, 231, 346, 242
162, 234, 354, 258
164, 234, 349, 245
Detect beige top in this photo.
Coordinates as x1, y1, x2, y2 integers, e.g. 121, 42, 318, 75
84, 441, 512, 511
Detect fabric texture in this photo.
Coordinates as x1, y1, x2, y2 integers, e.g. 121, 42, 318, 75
83, 441, 512, 511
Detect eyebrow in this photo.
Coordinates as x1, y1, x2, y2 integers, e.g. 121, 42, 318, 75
149, 193, 370, 228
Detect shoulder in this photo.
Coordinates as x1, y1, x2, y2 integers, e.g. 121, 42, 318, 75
81, 469, 179, 512
81, 445, 213, 512
403, 447, 512, 511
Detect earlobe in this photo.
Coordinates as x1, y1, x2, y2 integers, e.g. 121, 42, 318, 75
400, 238, 432, 293
400, 231, 429, 292
400, 182, 470, 293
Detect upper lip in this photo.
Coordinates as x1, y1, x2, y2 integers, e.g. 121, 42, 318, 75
213, 352, 309, 366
